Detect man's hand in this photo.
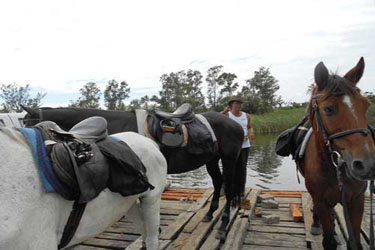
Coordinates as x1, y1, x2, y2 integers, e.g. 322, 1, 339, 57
222, 106, 231, 114
249, 133, 255, 141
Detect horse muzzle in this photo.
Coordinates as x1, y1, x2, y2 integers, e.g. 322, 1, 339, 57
346, 156, 375, 181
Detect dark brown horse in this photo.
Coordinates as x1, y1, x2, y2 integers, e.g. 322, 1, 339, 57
301, 57, 375, 249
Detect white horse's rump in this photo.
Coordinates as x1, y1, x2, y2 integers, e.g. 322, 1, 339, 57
0, 129, 167, 250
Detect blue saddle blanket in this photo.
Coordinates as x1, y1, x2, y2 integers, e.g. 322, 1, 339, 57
19, 128, 64, 194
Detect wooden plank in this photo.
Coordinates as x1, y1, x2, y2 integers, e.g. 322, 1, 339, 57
160, 208, 185, 215
290, 203, 303, 222
250, 219, 305, 228
82, 238, 131, 249
71, 245, 109, 250
160, 202, 192, 210
124, 238, 170, 250
242, 245, 307, 250
183, 200, 213, 233
160, 211, 195, 240
96, 232, 140, 241
166, 189, 213, 239
180, 196, 227, 250
301, 193, 323, 250
275, 197, 302, 204
200, 188, 252, 250
221, 189, 261, 250
187, 188, 214, 212
244, 231, 307, 248
248, 224, 306, 234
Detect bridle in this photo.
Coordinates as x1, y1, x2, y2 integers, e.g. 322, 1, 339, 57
311, 93, 373, 250
311, 93, 371, 158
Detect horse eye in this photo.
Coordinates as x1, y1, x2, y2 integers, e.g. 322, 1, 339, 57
323, 106, 334, 115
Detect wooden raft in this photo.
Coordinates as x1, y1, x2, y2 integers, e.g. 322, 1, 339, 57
70, 189, 374, 250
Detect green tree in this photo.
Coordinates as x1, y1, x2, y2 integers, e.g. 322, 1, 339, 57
242, 67, 281, 114
140, 95, 150, 109
364, 91, 375, 104
69, 82, 101, 108
129, 99, 141, 109
0, 83, 46, 113
206, 65, 223, 111
157, 71, 186, 112
104, 80, 130, 110
185, 70, 205, 112
218, 72, 238, 110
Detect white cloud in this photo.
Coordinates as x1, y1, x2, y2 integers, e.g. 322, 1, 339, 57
0, 0, 374, 106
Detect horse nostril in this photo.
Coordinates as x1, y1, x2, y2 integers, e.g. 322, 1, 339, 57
352, 160, 365, 172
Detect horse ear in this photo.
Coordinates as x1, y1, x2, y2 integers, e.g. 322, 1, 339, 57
344, 57, 365, 85
314, 62, 329, 90
20, 104, 37, 115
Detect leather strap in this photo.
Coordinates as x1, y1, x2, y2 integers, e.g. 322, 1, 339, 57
58, 201, 87, 249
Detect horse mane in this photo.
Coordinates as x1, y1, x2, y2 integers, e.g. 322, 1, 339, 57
305, 73, 360, 118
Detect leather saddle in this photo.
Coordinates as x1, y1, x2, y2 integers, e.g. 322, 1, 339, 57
147, 103, 194, 148
35, 117, 109, 202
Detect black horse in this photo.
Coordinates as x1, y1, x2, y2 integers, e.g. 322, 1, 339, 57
22, 106, 244, 239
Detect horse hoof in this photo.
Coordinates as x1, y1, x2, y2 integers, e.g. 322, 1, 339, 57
215, 230, 226, 240
202, 215, 213, 222
311, 225, 322, 235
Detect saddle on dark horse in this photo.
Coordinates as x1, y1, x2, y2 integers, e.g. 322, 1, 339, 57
145, 103, 217, 155
33, 116, 154, 203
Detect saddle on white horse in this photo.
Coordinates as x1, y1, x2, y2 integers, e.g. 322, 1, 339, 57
22, 116, 154, 203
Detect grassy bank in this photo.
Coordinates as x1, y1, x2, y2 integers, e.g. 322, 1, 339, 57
252, 107, 306, 134
252, 103, 375, 134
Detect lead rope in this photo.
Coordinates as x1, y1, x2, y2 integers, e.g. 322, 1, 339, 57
334, 154, 358, 250
370, 180, 374, 250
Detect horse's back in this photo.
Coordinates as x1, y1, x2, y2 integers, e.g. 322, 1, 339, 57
0, 129, 167, 250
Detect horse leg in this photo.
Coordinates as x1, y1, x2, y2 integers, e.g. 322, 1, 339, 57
311, 210, 322, 235
314, 201, 337, 250
346, 193, 365, 250
202, 157, 222, 222
138, 195, 161, 250
215, 157, 236, 240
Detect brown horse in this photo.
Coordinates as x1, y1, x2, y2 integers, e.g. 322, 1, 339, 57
301, 57, 375, 250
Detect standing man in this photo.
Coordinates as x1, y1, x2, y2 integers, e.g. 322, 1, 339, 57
222, 96, 255, 198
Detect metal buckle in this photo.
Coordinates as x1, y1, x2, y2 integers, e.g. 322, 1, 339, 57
331, 151, 342, 168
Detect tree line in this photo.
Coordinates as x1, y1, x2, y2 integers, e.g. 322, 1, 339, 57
0, 65, 283, 114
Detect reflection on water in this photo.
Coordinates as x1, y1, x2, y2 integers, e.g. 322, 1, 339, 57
168, 133, 306, 191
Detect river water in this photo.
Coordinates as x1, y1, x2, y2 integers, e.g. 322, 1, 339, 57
168, 133, 306, 191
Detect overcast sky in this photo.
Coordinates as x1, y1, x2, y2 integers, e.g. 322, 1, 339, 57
0, 0, 374, 107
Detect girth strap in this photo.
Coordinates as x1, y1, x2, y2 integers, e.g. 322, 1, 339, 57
58, 201, 87, 249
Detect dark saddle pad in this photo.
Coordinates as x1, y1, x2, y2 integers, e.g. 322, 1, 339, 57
34, 116, 153, 202
275, 117, 311, 159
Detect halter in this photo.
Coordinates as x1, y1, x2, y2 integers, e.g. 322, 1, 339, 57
311, 93, 373, 250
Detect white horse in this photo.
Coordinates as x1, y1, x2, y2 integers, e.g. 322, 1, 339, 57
0, 128, 167, 250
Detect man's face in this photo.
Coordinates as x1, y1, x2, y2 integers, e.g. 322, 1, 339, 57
231, 101, 242, 111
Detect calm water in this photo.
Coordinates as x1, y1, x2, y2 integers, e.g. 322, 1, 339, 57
168, 133, 306, 191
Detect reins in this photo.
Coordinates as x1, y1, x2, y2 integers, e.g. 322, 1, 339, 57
311, 93, 374, 250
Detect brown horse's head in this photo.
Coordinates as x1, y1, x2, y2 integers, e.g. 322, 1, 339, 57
308, 57, 375, 181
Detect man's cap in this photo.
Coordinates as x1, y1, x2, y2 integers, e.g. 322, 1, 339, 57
228, 96, 243, 105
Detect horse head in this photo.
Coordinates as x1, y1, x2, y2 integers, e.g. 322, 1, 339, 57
308, 57, 375, 181
21, 105, 41, 127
